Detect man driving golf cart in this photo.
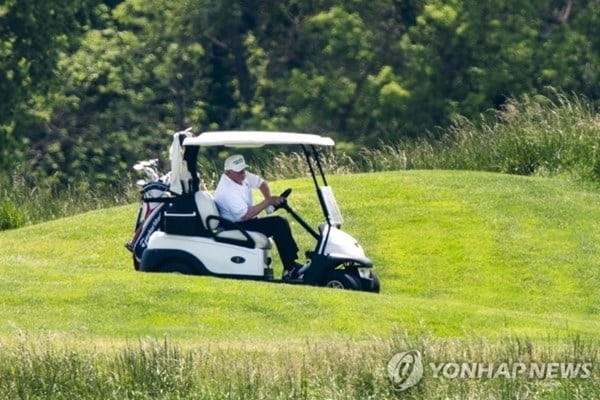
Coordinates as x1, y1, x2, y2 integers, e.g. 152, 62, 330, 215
214, 154, 303, 279
131, 130, 379, 293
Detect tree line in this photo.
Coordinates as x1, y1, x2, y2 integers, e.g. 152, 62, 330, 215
1, 0, 598, 187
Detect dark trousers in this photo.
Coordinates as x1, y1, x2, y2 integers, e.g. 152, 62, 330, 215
239, 216, 299, 269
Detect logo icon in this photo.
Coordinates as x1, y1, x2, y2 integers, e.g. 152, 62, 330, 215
387, 350, 424, 392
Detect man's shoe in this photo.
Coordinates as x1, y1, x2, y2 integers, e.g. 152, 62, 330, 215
282, 269, 293, 280
282, 262, 303, 280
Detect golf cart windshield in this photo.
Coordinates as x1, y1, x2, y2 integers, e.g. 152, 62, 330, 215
319, 186, 343, 226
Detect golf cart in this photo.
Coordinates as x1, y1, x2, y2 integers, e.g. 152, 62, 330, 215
126, 130, 379, 293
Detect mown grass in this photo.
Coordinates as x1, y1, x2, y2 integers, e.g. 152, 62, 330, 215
1, 171, 599, 341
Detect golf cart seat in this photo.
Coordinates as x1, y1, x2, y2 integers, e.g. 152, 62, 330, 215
194, 191, 271, 249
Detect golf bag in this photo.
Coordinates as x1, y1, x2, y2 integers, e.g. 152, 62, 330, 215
126, 181, 170, 270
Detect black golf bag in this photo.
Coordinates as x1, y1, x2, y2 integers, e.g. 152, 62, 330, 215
125, 181, 170, 270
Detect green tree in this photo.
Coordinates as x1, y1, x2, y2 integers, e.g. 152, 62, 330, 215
399, 0, 600, 137
244, 1, 421, 142
0, 0, 94, 170
10, 0, 600, 188
21, 0, 212, 186
535, 0, 600, 97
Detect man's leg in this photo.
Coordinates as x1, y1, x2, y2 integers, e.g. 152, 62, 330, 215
239, 216, 299, 269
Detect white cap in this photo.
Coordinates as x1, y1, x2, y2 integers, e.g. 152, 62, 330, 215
224, 154, 248, 172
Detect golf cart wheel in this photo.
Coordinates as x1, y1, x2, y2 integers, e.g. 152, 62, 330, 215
159, 260, 194, 275
323, 270, 362, 291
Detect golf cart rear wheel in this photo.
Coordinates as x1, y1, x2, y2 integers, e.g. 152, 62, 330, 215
323, 270, 362, 291
159, 260, 194, 275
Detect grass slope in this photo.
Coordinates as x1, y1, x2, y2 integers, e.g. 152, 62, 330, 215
0, 170, 599, 342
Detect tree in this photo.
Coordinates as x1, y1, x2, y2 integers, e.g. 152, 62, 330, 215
0, 0, 93, 170
244, 1, 422, 142
22, 0, 212, 186
8, 0, 600, 188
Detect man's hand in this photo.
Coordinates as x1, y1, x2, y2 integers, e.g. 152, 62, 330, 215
266, 195, 284, 206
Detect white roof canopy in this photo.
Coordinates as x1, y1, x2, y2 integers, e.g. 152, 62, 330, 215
183, 131, 335, 147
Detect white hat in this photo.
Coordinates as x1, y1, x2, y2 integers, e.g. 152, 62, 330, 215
224, 154, 248, 172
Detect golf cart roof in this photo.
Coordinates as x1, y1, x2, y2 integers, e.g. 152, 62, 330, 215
183, 131, 335, 147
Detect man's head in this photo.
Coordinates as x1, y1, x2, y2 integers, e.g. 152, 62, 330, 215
224, 154, 248, 172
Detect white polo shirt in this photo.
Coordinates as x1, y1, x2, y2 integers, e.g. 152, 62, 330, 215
213, 172, 264, 222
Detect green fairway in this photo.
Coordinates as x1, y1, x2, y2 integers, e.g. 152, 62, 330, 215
1, 170, 599, 342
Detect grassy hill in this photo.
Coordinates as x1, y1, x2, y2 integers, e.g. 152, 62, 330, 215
0, 170, 599, 343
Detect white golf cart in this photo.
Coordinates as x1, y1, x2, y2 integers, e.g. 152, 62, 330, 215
130, 130, 379, 292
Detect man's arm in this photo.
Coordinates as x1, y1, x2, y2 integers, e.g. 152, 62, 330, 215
258, 181, 270, 199
239, 176, 282, 220
240, 195, 281, 220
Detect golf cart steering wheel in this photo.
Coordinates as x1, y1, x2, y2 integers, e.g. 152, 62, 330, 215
274, 188, 292, 210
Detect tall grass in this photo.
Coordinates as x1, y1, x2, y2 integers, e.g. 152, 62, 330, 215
258, 91, 600, 182
0, 333, 597, 399
0, 167, 135, 230
402, 91, 600, 180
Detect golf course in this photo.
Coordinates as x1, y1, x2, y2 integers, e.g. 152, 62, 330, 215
3, 0, 600, 396
1, 170, 599, 398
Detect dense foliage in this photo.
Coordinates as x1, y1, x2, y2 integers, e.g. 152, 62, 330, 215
1, 0, 599, 187
0, 0, 94, 170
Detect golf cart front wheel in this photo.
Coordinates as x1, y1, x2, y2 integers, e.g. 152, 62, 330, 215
362, 270, 380, 293
323, 270, 362, 291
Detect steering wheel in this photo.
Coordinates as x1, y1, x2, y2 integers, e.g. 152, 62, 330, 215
274, 188, 292, 210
